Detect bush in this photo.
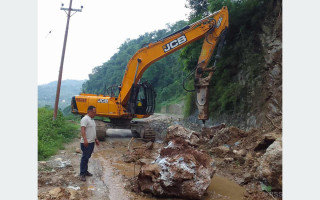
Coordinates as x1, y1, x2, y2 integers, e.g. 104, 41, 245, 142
38, 107, 78, 160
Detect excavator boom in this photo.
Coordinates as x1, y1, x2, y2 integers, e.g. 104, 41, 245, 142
71, 7, 229, 140
119, 7, 229, 108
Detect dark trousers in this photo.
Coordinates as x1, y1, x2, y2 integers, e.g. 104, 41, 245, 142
80, 142, 95, 175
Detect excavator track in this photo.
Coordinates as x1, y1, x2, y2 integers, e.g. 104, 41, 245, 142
143, 127, 156, 141
94, 119, 155, 142
94, 119, 107, 141
131, 122, 156, 142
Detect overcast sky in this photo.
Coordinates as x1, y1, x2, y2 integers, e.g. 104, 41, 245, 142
38, 0, 190, 85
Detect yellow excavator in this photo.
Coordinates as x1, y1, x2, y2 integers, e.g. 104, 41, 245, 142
71, 6, 229, 141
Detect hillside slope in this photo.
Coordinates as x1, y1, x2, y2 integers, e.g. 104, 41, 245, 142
183, 0, 282, 130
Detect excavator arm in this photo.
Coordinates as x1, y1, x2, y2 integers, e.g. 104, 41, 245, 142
119, 7, 229, 107
72, 6, 229, 123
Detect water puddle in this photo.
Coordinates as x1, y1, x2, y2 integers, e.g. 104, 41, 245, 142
93, 137, 245, 200
205, 175, 245, 200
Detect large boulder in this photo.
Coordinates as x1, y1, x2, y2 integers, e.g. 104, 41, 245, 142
138, 138, 215, 199
257, 138, 282, 190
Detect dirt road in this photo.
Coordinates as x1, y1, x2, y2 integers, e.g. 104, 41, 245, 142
39, 137, 245, 200
38, 114, 281, 200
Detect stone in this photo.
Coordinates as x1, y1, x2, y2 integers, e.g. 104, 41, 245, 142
224, 157, 234, 162
208, 126, 244, 147
48, 187, 67, 199
233, 149, 247, 157
243, 172, 253, 183
145, 141, 153, 150
211, 146, 230, 158
257, 138, 282, 190
138, 138, 215, 199
75, 148, 81, 153
166, 125, 201, 146
264, 132, 279, 141
137, 158, 153, 166
254, 133, 279, 151
270, 64, 281, 78
67, 189, 77, 200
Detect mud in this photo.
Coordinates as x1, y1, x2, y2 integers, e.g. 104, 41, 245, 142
39, 136, 249, 200
90, 137, 246, 200
38, 139, 109, 200
38, 114, 281, 200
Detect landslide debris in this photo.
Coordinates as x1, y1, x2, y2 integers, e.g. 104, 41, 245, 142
137, 126, 216, 200
200, 124, 282, 197
38, 158, 88, 200
38, 140, 108, 200
131, 123, 282, 199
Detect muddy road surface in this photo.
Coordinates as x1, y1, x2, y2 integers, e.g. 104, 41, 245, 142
39, 114, 281, 200
38, 135, 245, 200
94, 136, 245, 200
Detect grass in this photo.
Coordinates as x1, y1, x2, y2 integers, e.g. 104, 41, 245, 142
38, 107, 79, 160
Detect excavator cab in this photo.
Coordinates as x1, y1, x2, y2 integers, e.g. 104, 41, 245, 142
127, 81, 156, 116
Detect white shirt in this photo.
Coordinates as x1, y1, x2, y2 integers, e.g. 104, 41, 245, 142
80, 115, 96, 143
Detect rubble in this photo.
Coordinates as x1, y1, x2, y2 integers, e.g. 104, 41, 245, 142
145, 141, 153, 150
75, 148, 81, 153
166, 125, 202, 146
210, 145, 231, 157
207, 126, 245, 147
138, 136, 215, 199
254, 132, 279, 151
38, 186, 83, 200
38, 114, 282, 200
257, 138, 282, 190
123, 142, 153, 163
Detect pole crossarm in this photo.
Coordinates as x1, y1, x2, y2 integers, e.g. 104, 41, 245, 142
60, 8, 82, 12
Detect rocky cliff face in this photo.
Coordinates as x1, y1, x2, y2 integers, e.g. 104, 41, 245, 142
258, 0, 282, 131
186, 0, 282, 131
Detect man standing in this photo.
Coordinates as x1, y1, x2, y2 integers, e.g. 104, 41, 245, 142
80, 106, 100, 181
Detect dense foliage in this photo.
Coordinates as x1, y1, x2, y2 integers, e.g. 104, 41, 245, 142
38, 107, 78, 160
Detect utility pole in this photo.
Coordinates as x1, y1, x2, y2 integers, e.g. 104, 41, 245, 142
53, 0, 83, 120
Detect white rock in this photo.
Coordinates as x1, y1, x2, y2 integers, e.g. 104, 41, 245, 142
257, 138, 282, 189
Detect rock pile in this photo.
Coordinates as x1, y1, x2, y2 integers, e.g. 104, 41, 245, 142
166, 125, 203, 146
202, 124, 282, 191
138, 125, 216, 199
